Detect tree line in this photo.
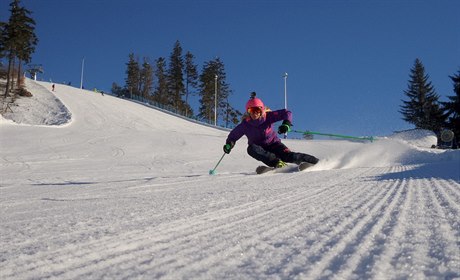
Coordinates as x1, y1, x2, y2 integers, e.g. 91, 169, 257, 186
0, 0, 38, 97
400, 58, 460, 147
111, 40, 242, 127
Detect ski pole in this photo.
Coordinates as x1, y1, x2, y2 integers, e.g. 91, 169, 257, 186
292, 130, 374, 142
209, 153, 226, 175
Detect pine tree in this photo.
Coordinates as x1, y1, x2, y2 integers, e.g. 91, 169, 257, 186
0, 22, 7, 59
198, 57, 232, 125
184, 51, 198, 117
111, 82, 127, 98
167, 40, 186, 113
2, 0, 38, 96
140, 58, 153, 101
441, 70, 460, 146
399, 58, 445, 133
153, 57, 169, 106
13, 2, 37, 88
223, 97, 242, 127
125, 53, 140, 98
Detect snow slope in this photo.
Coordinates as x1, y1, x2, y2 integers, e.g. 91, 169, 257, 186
1, 79, 459, 279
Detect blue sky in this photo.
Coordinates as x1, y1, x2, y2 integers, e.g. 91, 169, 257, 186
2, 0, 459, 137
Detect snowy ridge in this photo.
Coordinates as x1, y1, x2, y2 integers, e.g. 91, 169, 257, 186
1, 79, 72, 126
1, 79, 459, 279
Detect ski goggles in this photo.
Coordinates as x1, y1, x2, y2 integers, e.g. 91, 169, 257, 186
248, 107, 263, 114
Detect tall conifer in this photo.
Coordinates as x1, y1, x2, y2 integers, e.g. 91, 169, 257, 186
2, 0, 38, 95
441, 70, 460, 146
140, 58, 153, 100
125, 53, 140, 98
153, 57, 169, 106
184, 51, 198, 117
167, 40, 185, 112
198, 57, 232, 125
400, 59, 445, 133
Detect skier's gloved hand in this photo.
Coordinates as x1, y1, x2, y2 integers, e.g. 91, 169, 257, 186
278, 120, 292, 134
223, 142, 234, 154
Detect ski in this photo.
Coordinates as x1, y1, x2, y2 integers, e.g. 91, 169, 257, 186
255, 165, 276, 174
298, 162, 314, 171
255, 162, 314, 174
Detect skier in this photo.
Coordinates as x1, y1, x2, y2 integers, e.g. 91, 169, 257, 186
223, 92, 319, 171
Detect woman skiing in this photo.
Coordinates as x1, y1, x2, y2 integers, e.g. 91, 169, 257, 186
223, 92, 319, 170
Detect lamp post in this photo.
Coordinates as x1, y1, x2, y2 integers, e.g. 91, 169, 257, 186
283, 72, 288, 109
283, 72, 288, 139
80, 57, 85, 89
214, 74, 218, 126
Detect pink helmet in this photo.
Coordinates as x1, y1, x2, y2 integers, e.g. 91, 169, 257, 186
245, 92, 265, 112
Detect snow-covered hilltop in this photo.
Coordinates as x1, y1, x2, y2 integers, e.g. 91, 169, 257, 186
1, 79, 459, 279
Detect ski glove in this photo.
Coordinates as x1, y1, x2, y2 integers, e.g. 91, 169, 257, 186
223, 142, 234, 154
278, 120, 292, 134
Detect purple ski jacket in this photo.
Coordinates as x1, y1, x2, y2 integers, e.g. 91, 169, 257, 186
226, 109, 292, 147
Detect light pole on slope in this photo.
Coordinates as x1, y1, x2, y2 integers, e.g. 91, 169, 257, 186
80, 57, 85, 89
283, 72, 288, 138
214, 74, 218, 126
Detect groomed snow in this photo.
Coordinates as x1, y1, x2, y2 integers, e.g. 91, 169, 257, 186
1, 79, 459, 279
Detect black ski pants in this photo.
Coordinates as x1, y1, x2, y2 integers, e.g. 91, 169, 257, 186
247, 142, 319, 167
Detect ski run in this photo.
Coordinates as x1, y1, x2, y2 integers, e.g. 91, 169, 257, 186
1, 79, 459, 279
